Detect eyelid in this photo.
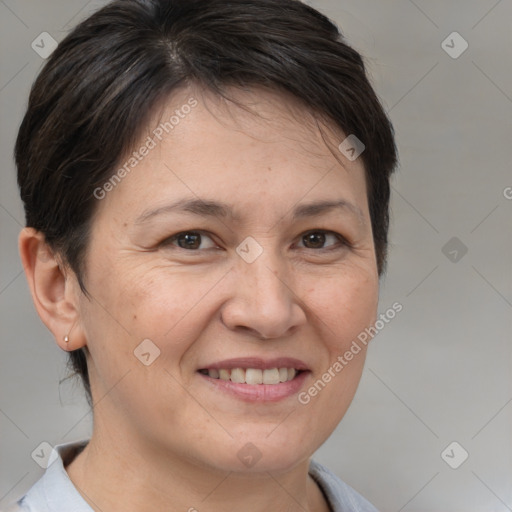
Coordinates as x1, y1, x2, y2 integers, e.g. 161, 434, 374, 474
160, 229, 351, 252
296, 230, 352, 250
160, 230, 219, 250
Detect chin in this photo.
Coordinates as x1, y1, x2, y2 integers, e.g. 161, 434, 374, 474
199, 433, 314, 475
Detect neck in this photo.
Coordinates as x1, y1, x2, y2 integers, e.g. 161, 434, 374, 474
65, 428, 330, 512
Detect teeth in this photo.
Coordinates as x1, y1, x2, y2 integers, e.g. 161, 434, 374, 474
263, 368, 280, 384
230, 368, 245, 383
219, 369, 230, 381
205, 367, 300, 385
245, 368, 263, 385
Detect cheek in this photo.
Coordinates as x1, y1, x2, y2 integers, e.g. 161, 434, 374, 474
304, 269, 379, 349
290, 270, 378, 450
83, 259, 228, 363
117, 267, 226, 340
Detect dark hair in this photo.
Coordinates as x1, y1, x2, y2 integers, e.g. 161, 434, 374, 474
16, 0, 397, 406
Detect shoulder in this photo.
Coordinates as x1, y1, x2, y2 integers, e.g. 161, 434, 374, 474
309, 459, 380, 512
1, 479, 47, 512
2, 440, 91, 512
0, 503, 24, 512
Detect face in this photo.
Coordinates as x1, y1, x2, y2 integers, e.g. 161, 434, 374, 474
76, 84, 379, 474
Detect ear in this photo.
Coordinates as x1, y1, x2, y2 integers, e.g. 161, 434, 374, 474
18, 227, 87, 352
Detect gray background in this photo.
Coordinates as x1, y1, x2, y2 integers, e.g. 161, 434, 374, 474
1, 1, 511, 511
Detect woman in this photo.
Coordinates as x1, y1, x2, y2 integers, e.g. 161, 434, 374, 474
9, 0, 397, 510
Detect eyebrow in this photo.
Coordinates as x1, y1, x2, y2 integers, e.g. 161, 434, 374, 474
134, 198, 365, 225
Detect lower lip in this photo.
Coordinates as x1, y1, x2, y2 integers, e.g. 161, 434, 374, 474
197, 371, 310, 402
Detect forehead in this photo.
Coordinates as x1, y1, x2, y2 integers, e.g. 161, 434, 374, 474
154, 84, 347, 161
93, 83, 369, 223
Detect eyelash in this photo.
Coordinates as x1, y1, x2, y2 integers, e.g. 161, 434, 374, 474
159, 230, 351, 252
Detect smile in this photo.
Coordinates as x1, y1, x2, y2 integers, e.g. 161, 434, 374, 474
197, 368, 310, 402
198, 367, 302, 385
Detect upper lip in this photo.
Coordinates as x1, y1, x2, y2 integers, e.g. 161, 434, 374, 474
198, 357, 310, 371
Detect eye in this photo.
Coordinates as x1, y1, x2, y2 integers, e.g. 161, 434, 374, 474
159, 229, 349, 252
296, 230, 348, 250
161, 231, 218, 250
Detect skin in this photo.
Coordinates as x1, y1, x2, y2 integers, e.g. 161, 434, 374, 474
19, 83, 379, 512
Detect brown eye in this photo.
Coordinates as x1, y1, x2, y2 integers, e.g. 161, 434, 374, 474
176, 232, 201, 249
303, 232, 326, 249
162, 231, 217, 250
298, 231, 346, 250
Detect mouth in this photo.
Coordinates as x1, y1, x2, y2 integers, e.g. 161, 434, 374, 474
196, 357, 310, 402
197, 367, 305, 385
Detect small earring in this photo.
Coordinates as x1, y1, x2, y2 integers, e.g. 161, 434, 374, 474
64, 335, 69, 343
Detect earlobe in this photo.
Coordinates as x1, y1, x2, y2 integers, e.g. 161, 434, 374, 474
18, 227, 87, 352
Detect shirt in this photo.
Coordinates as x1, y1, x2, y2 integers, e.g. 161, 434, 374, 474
3, 440, 379, 512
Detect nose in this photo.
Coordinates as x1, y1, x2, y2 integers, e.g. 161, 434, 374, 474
220, 246, 307, 339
